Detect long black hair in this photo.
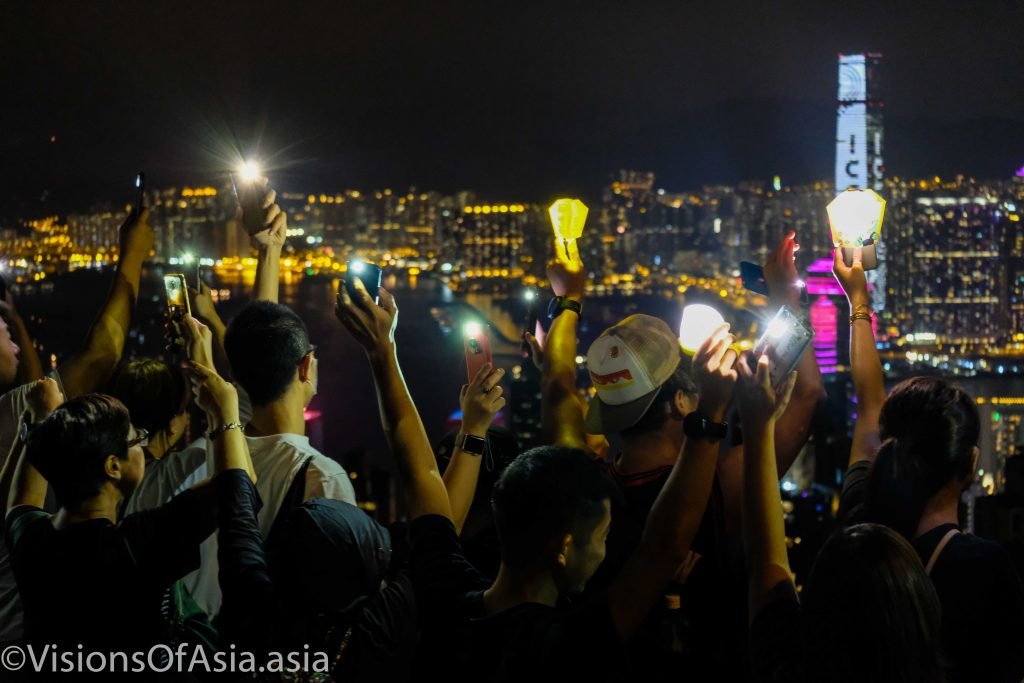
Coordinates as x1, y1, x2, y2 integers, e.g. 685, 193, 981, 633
863, 377, 980, 540
800, 523, 946, 682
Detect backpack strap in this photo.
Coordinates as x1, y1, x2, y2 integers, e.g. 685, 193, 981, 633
925, 528, 961, 576
266, 456, 314, 549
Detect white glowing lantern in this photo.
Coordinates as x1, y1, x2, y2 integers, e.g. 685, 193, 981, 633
826, 188, 885, 248
679, 304, 725, 355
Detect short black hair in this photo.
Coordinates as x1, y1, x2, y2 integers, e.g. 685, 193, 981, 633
620, 357, 698, 438
491, 446, 618, 569
106, 358, 187, 434
27, 394, 132, 509
225, 301, 311, 406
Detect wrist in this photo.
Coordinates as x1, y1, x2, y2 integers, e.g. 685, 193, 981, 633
458, 426, 488, 440
695, 400, 728, 425
369, 344, 398, 371
744, 418, 777, 441
259, 243, 283, 256
209, 406, 240, 430
849, 296, 870, 310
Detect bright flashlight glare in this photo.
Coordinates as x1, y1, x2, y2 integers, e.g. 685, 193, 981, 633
795, 279, 806, 289
523, 290, 537, 302
766, 317, 791, 340
679, 304, 725, 354
350, 260, 365, 274
182, 252, 195, 264
237, 161, 261, 183
464, 322, 483, 338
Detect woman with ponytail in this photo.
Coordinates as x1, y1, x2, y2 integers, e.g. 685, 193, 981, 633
833, 247, 1024, 683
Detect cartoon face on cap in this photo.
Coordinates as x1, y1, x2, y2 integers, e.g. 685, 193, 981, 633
586, 336, 656, 406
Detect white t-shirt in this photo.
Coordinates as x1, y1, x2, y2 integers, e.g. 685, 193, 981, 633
0, 372, 64, 643
127, 431, 356, 617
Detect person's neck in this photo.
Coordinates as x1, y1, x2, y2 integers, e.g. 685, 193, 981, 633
916, 484, 962, 537
246, 393, 307, 438
54, 490, 122, 528
483, 563, 560, 614
619, 428, 683, 474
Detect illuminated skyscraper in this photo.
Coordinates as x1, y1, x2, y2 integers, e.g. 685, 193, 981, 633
835, 53, 886, 310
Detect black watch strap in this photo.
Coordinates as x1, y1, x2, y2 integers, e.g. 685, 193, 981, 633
547, 296, 582, 320
458, 433, 487, 457
683, 411, 728, 442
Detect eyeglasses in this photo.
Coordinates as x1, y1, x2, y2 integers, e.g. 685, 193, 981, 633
127, 428, 150, 449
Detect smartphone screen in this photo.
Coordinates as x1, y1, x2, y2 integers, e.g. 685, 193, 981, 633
752, 306, 813, 387
163, 274, 191, 317
740, 261, 769, 295
134, 172, 146, 214
345, 261, 382, 304
464, 324, 494, 382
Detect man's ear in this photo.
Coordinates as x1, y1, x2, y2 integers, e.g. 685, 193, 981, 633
672, 390, 697, 420
298, 354, 315, 384
555, 533, 573, 569
103, 454, 122, 481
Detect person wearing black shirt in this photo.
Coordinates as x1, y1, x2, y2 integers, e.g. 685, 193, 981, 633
334, 277, 740, 681
833, 247, 1024, 683
738, 350, 946, 682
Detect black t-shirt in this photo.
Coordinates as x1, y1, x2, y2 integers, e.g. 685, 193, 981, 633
6, 486, 213, 650
583, 458, 749, 681
840, 461, 1024, 683
748, 595, 802, 683
410, 514, 623, 682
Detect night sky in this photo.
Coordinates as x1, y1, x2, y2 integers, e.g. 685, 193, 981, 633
2, 0, 1023, 217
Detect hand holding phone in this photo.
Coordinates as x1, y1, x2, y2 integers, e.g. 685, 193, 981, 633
464, 322, 494, 383
345, 261, 382, 304
134, 172, 146, 215
164, 274, 191, 318
751, 306, 813, 388
231, 173, 271, 236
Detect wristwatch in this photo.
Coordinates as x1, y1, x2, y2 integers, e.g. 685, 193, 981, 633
457, 433, 487, 457
683, 412, 728, 442
547, 296, 582, 320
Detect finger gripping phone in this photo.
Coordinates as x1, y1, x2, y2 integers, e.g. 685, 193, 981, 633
464, 324, 493, 382
752, 306, 813, 387
345, 261, 382, 304
163, 274, 191, 317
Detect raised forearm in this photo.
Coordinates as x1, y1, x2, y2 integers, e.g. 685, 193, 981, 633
254, 245, 281, 303
443, 440, 483, 534
541, 307, 585, 448
742, 420, 793, 620
9, 314, 44, 383
370, 349, 452, 520
6, 441, 47, 513
773, 346, 825, 476
849, 315, 886, 464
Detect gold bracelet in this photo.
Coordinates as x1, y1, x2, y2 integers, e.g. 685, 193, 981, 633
850, 304, 873, 324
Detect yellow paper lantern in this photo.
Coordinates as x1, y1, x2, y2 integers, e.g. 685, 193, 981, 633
548, 198, 589, 241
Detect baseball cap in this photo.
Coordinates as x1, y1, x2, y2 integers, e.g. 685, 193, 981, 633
584, 314, 684, 434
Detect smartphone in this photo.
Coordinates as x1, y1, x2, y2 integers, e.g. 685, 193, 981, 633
345, 261, 382, 304
464, 324, 494, 382
163, 274, 191, 317
740, 261, 769, 295
752, 306, 813, 388
134, 172, 146, 214
521, 292, 539, 355
0, 274, 7, 302
231, 175, 269, 236
841, 242, 879, 271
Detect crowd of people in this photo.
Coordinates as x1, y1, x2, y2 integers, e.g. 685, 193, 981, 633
0, 183, 1022, 682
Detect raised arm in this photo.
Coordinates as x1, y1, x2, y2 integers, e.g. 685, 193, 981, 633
1, 293, 44, 384
541, 239, 587, 449
763, 232, 825, 475
336, 281, 452, 521
607, 325, 738, 640
245, 185, 286, 304
738, 354, 800, 621
833, 247, 886, 465
445, 364, 505, 534
60, 208, 154, 399
4, 378, 65, 514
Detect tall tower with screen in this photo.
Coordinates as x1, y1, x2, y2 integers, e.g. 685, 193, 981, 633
835, 53, 886, 308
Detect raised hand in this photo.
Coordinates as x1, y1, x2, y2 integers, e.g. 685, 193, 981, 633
183, 360, 239, 429
832, 246, 869, 309
118, 207, 155, 259
460, 364, 506, 437
250, 187, 287, 248
336, 281, 399, 357
547, 238, 586, 299
691, 323, 739, 419
736, 353, 798, 429
764, 231, 800, 307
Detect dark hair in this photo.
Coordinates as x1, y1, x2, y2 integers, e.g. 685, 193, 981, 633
800, 523, 946, 682
225, 301, 311, 406
26, 394, 132, 509
106, 358, 187, 435
491, 446, 618, 569
620, 357, 698, 438
864, 377, 980, 540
